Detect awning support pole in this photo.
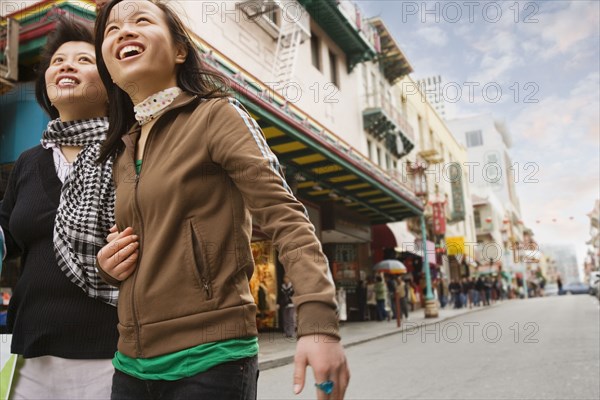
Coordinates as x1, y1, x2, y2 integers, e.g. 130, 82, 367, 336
420, 214, 434, 300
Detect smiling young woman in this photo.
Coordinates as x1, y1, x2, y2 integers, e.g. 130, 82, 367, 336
0, 15, 119, 400
93, 1, 350, 399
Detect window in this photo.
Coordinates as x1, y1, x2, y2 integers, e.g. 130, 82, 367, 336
264, 7, 279, 25
376, 147, 381, 166
466, 130, 483, 147
367, 139, 372, 160
385, 153, 391, 170
474, 209, 481, 229
329, 50, 338, 87
311, 33, 321, 70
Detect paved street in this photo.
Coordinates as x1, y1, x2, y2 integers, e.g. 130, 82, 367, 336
258, 296, 600, 399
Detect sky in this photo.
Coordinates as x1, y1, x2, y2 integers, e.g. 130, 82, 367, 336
358, 0, 600, 268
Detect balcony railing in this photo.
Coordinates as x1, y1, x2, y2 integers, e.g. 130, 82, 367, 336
364, 92, 413, 141
0, 16, 19, 95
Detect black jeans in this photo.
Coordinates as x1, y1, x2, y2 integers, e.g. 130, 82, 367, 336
111, 356, 258, 400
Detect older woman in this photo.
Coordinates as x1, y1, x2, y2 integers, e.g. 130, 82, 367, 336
0, 16, 118, 399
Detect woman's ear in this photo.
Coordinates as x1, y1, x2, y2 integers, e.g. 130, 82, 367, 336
175, 44, 188, 65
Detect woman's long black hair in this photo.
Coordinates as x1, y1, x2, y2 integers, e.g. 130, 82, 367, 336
35, 14, 96, 119
95, 0, 230, 162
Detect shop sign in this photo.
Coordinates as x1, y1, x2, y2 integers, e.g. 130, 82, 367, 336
431, 201, 446, 235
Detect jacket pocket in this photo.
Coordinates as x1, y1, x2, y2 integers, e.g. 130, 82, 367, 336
190, 220, 213, 300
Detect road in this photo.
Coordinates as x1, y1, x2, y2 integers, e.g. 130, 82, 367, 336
258, 295, 600, 400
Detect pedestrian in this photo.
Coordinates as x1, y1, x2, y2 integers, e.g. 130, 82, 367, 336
0, 16, 119, 399
476, 276, 485, 305
438, 276, 449, 309
366, 277, 377, 321
396, 276, 409, 319
374, 276, 388, 321
484, 277, 492, 305
386, 274, 397, 319
93, 1, 349, 399
557, 276, 563, 294
449, 279, 462, 309
357, 279, 367, 321
461, 277, 470, 308
280, 276, 296, 338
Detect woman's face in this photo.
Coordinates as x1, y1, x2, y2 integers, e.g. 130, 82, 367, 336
101, 1, 186, 103
45, 41, 108, 121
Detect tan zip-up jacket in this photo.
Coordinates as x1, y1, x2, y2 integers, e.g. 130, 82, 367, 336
98, 94, 339, 358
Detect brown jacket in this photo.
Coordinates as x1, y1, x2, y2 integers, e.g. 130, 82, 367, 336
99, 94, 338, 358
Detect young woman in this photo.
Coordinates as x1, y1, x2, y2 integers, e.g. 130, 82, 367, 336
94, 1, 349, 399
0, 16, 119, 399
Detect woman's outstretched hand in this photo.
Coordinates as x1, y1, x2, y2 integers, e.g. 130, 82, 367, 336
294, 334, 350, 399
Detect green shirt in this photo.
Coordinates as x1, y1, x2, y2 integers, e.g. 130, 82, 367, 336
113, 337, 259, 381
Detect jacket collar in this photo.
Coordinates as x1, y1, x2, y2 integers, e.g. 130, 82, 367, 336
121, 92, 199, 152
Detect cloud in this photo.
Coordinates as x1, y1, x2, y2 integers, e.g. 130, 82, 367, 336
415, 25, 448, 46
511, 72, 599, 146
520, 1, 599, 60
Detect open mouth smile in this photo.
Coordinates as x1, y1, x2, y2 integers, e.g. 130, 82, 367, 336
56, 75, 80, 87
117, 43, 146, 60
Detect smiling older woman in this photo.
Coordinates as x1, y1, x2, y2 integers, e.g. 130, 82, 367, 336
0, 16, 118, 400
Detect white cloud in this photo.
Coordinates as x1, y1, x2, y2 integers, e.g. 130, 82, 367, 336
415, 25, 449, 46
520, 1, 599, 60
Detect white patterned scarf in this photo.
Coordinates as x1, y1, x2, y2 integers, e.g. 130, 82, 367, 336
41, 118, 118, 307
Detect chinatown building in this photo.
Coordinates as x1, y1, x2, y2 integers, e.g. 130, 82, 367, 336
0, 0, 428, 327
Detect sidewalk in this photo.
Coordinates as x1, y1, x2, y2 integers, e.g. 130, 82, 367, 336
258, 303, 500, 370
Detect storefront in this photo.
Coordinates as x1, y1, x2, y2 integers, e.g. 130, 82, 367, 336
321, 203, 371, 322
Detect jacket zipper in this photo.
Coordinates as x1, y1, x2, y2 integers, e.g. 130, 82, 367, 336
191, 226, 213, 299
130, 126, 158, 357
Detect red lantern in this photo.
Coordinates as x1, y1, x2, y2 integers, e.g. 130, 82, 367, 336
485, 217, 492, 223
503, 219, 509, 224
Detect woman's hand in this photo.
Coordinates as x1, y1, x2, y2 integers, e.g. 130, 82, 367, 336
107, 224, 119, 242
97, 226, 139, 281
294, 334, 350, 399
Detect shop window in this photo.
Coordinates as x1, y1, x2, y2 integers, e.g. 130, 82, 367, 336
250, 241, 279, 330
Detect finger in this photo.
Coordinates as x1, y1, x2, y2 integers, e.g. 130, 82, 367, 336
293, 351, 307, 395
314, 373, 330, 400
114, 252, 138, 281
109, 225, 118, 233
107, 235, 139, 257
332, 361, 350, 400
107, 232, 119, 242
114, 227, 135, 241
110, 241, 139, 266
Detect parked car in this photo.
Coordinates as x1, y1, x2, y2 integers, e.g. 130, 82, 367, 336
559, 282, 590, 295
544, 283, 559, 296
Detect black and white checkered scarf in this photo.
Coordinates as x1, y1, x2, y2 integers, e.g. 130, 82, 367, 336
41, 118, 118, 307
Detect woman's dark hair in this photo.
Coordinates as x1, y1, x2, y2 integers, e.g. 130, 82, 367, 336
95, 0, 230, 162
35, 14, 96, 119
